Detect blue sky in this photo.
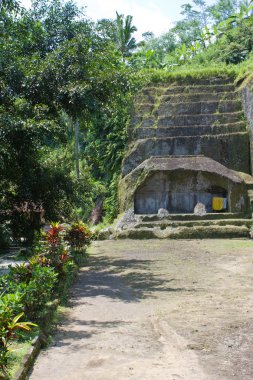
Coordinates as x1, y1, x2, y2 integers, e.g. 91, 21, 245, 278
20, 0, 217, 39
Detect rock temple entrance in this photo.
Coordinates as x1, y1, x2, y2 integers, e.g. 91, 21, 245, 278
120, 155, 248, 217
134, 171, 228, 214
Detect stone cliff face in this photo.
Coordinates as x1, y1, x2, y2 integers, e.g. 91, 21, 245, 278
115, 75, 253, 239
241, 84, 253, 173
122, 77, 250, 177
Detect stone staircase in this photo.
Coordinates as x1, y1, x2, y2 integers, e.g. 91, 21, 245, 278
113, 75, 253, 240
123, 77, 249, 177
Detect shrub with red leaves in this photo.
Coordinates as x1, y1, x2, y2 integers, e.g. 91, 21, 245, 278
65, 222, 92, 251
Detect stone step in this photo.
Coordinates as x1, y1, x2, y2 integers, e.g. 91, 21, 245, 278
135, 100, 242, 118
8, 246, 20, 251
161, 93, 240, 103
171, 77, 235, 85
122, 132, 250, 176
134, 218, 252, 229
165, 84, 235, 95
115, 225, 250, 239
156, 100, 242, 117
141, 78, 234, 92
156, 112, 244, 128
135, 122, 247, 139
142, 87, 166, 96
139, 88, 166, 104
139, 213, 247, 221
138, 91, 239, 108
130, 116, 143, 128
136, 103, 155, 116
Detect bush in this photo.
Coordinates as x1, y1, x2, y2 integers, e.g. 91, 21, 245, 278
21, 265, 58, 322
0, 220, 92, 371
64, 221, 92, 251
0, 292, 24, 322
7, 264, 33, 284
0, 291, 36, 375
57, 260, 78, 303
31, 223, 72, 275
2, 264, 58, 323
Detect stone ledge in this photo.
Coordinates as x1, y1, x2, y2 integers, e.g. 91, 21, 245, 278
115, 225, 250, 240
12, 335, 42, 380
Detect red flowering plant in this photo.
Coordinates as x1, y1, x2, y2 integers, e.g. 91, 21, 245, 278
46, 222, 64, 250
64, 222, 92, 254
39, 222, 71, 274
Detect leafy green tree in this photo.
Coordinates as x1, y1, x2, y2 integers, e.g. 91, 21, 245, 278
130, 30, 177, 69
181, 0, 209, 29
29, 0, 90, 55
170, 1, 210, 47
0, 0, 139, 239
0, 0, 20, 15
96, 18, 117, 41
141, 31, 177, 60
208, 0, 239, 24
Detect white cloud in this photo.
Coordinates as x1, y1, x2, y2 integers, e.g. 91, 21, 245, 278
83, 0, 172, 39
20, 0, 172, 39
20, 0, 31, 8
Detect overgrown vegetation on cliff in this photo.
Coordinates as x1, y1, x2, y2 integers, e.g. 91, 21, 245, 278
1, 0, 253, 245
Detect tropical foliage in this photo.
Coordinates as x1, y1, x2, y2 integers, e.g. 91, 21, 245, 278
1, 0, 253, 246
1, 0, 253, 374
0, 221, 92, 374
0, 311, 36, 374
133, 0, 253, 68
0, 0, 138, 245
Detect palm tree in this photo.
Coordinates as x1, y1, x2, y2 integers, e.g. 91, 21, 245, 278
115, 12, 137, 58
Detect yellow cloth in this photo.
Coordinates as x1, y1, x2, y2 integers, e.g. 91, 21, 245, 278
212, 197, 224, 211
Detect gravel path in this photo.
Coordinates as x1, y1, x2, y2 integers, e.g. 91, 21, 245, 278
29, 239, 253, 380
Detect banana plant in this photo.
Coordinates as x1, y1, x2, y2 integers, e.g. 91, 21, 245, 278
190, 41, 201, 56
175, 43, 191, 64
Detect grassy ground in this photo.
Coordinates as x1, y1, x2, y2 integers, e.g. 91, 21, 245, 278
6, 329, 40, 379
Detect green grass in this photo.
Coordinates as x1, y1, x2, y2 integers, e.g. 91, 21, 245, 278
138, 64, 238, 85
236, 55, 253, 88
7, 342, 32, 379
6, 328, 40, 379
133, 59, 253, 95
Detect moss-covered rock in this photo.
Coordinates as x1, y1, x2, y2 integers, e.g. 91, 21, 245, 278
115, 225, 250, 240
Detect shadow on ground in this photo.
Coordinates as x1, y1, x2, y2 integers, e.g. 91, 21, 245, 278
69, 255, 196, 305
51, 320, 130, 350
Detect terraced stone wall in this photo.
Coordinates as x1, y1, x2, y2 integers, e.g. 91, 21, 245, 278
118, 76, 253, 217
123, 77, 250, 177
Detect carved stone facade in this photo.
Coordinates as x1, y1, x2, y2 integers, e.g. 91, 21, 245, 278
119, 76, 253, 220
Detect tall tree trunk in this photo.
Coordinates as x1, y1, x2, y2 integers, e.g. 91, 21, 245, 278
74, 120, 80, 179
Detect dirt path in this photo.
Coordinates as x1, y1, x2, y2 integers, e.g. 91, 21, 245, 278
29, 239, 253, 380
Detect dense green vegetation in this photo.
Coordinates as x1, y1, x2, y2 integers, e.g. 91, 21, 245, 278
1, 0, 253, 246
134, 0, 253, 68
0, 221, 92, 376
